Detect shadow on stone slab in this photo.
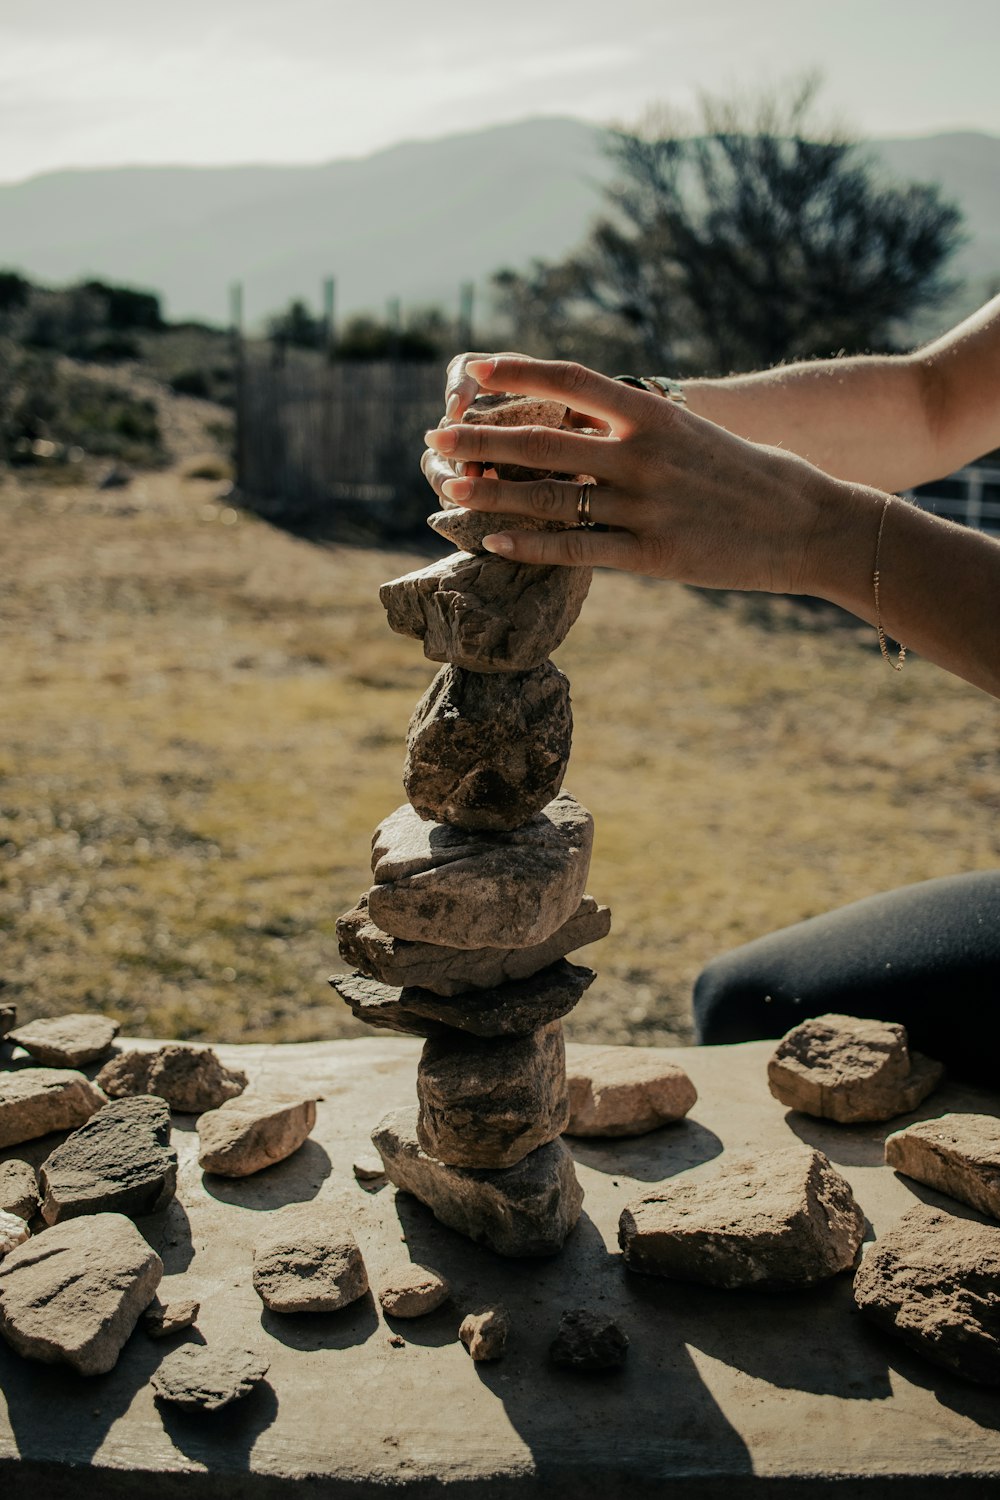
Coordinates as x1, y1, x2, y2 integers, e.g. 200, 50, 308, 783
201, 1138, 333, 1210
382, 1304, 457, 1349
567, 1117, 724, 1184
157, 1378, 279, 1467
876, 1338, 1000, 1432
142, 1196, 195, 1274
259, 1288, 380, 1352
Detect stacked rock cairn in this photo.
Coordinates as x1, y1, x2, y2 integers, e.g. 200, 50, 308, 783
333, 394, 611, 1257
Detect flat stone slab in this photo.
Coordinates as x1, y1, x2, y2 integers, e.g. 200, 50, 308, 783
768, 1013, 943, 1123
39, 1095, 177, 1224
7, 1012, 119, 1068
566, 1045, 697, 1136
0, 1068, 106, 1149
885, 1113, 1000, 1220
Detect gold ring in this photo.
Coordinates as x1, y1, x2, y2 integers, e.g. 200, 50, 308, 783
576, 483, 596, 528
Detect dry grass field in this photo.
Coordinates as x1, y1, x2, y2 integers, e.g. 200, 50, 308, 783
2, 436, 997, 1049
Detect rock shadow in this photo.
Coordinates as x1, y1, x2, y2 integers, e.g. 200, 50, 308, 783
156, 1379, 280, 1470
566, 1116, 723, 1184
259, 1288, 380, 1352
201, 1139, 333, 1210
875, 1335, 1000, 1434
142, 1196, 196, 1274
782, 1073, 996, 1169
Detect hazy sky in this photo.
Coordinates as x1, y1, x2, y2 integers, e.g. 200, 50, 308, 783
2, 0, 998, 184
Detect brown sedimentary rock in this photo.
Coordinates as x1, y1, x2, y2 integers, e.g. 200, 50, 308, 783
152, 1344, 270, 1410
143, 1296, 200, 1338
550, 1309, 629, 1371
565, 1048, 697, 1137
427, 506, 564, 554
459, 1305, 510, 1361
197, 1092, 317, 1177
0, 1160, 39, 1221
251, 1203, 368, 1314
39, 1096, 177, 1224
0, 1068, 107, 1149
8, 1012, 119, 1068
884, 1113, 1000, 1220
0, 1212, 30, 1259
328, 973, 440, 1037
331, 961, 593, 1040
767, 1013, 943, 1123
377, 1265, 450, 1318
97, 1044, 247, 1114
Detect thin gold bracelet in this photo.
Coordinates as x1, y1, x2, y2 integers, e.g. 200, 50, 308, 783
873, 494, 907, 672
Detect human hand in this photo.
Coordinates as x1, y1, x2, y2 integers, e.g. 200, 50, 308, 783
420, 350, 524, 503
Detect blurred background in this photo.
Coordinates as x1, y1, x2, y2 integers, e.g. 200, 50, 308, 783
1, 0, 998, 1048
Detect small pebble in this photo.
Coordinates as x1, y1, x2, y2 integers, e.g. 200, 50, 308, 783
459, 1305, 510, 1362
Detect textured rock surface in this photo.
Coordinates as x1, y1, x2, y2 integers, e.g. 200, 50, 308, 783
427, 506, 564, 555
143, 1296, 200, 1338
417, 1021, 570, 1168
252, 1203, 369, 1314
332, 962, 593, 1040
459, 1305, 510, 1362
328, 973, 439, 1037
0, 1004, 14, 1040
377, 1265, 450, 1318
379, 550, 592, 674
337, 892, 611, 997
367, 793, 593, 950
550, 1309, 629, 1371
7, 1012, 119, 1067
0, 1159, 39, 1220
0, 1211, 162, 1374
0, 1068, 107, 1149
403, 662, 572, 832
885, 1113, 1000, 1220
152, 1344, 270, 1410
39, 1095, 177, 1224
853, 1204, 1000, 1384
619, 1146, 864, 1288
565, 1048, 697, 1137
372, 1106, 583, 1257
197, 1092, 317, 1177
98, 1044, 247, 1113
0, 1211, 30, 1258
767, 1013, 943, 1123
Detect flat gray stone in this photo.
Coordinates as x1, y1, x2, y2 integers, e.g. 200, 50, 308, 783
0, 1159, 39, 1221
885, 1113, 1000, 1220
768, 1013, 943, 1123
97, 1044, 247, 1114
337, 891, 611, 997
152, 1343, 270, 1411
197, 1092, 317, 1177
619, 1145, 865, 1288
0, 1211, 162, 1375
417, 1021, 570, 1168
0, 1068, 107, 1149
550, 1309, 629, 1371
39, 1095, 177, 1224
459, 1305, 510, 1361
142, 1296, 200, 1338
377, 1264, 450, 1318
372, 1105, 583, 1258
854, 1204, 1000, 1385
8, 1012, 119, 1067
565, 1047, 697, 1137
0, 1006, 14, 1041
404, 661, 573, 833
328, 973, 439, 1037
252, 1202, 369, 1314
0, 1212, 29, 1259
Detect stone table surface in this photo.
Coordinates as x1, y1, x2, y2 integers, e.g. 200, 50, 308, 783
1, 1035, 999, 1499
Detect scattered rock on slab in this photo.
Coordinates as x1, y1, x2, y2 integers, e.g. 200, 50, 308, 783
39, 1095, 177, 1224
619, 1145, 864, 1288
353, 1155, 387, 1184
98, 1044, 247, 1114
252, 1202, 369, 1314
143, 1296, 200, 1339
853, 1204, 1000, 1385
884, 1113, 1000, 1220
0, 1211, 162, 1375
1, 1005, 17, 1041
767, 1013, 942, 1123
404, 661, 573, 832
550, 1309, 629, 1371
152, 1343, 270, 1411
8, 1012, 119, 1068
0, 1068, 107, 1150
0, 1211, 30, 1259
0, 1159, 39, 1221
337, 892, 611, 999
417, 1021, 570, 1168
197, 1092, 317, 1177
372, 1106, 583, 1258
565, 1047, 697, 1137
459, 1305, 510, 1362
377, 1265, 450, 1318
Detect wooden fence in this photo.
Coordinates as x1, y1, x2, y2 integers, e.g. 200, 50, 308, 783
909, 464, 1000, 535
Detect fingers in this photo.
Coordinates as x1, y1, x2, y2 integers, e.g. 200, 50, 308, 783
426, 421, 613, 479
442, 473, 628, 530
445, 350, 524, 421
466, 356, 651, 434
481, 523, 645, 573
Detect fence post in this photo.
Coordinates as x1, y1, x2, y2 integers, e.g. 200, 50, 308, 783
322, 276, 336, 357
229, 281, 245, 489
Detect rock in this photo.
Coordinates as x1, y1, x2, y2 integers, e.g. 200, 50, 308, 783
0, 1159, 39, 1221
367, 793, 593, 951
0, 1005, 16, 1041
379, 550, 592, 675
143, 1296, 200, 1338
853, 1204, 1000, 1385
39, 1095, 177, 1224
329, 973, 440, 1037
338, 891, 611, 998
7, 1012, 119, 1067
565, 1048, 697, 1137
251, 1202, 369, 1314
618, 1145, 864, 1288
0, 1211, 162, 1375
372, 1106, 583, 1258
377, 1265, 450, 1318
197, 1092, 317, 1177
152, 1344, 270, 1410
0, 1068, 107, 1149
0, 1211, 30, 1258
404, 661, 573, 833
884, 1113, 1000, 1220
767, 1013, 943, 1123
97, 1044, 247, 1114
459, 1305, 510, 1361
353, 1155, 387, 1184
462, 392, 588, 483
550, 1309, 629, 1371
417, 1021, 570, 1168
427, 506, 564, 555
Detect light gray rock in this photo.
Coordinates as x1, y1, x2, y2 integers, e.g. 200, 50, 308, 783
550, 1309, 629, 1371
251, 1202, 369, 1314
0, 1159, 39, 1221
97, 1044, 247, 1114
197, 1092, 317, 1177
0, 1068, 107, 1149
565, 1048, 697, 1137
427, 506, 564, 555
372, 1106, 583, 1258
417, 1021, 570, 1168
8, 1012, 119, 1067
377, 1265, 450, 1318
1, 1005, 17, 1040
152, 1343, 270, 1410
367, 793, 593, 950
403, 661, 573, 832
459, 1305, 510, 1361
143, 1296, 200, 1338
853, 1204, 1000, 1385
619, 1145, 864, 1288
337, 891, 611, 997
0, 1211, 30, 1258
379, 550, 592, 674
0, 1211, 162, 1374
767, 1013, 943, 1123
39, 1095, 177, 1224
884, 1113, 1000, 1220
